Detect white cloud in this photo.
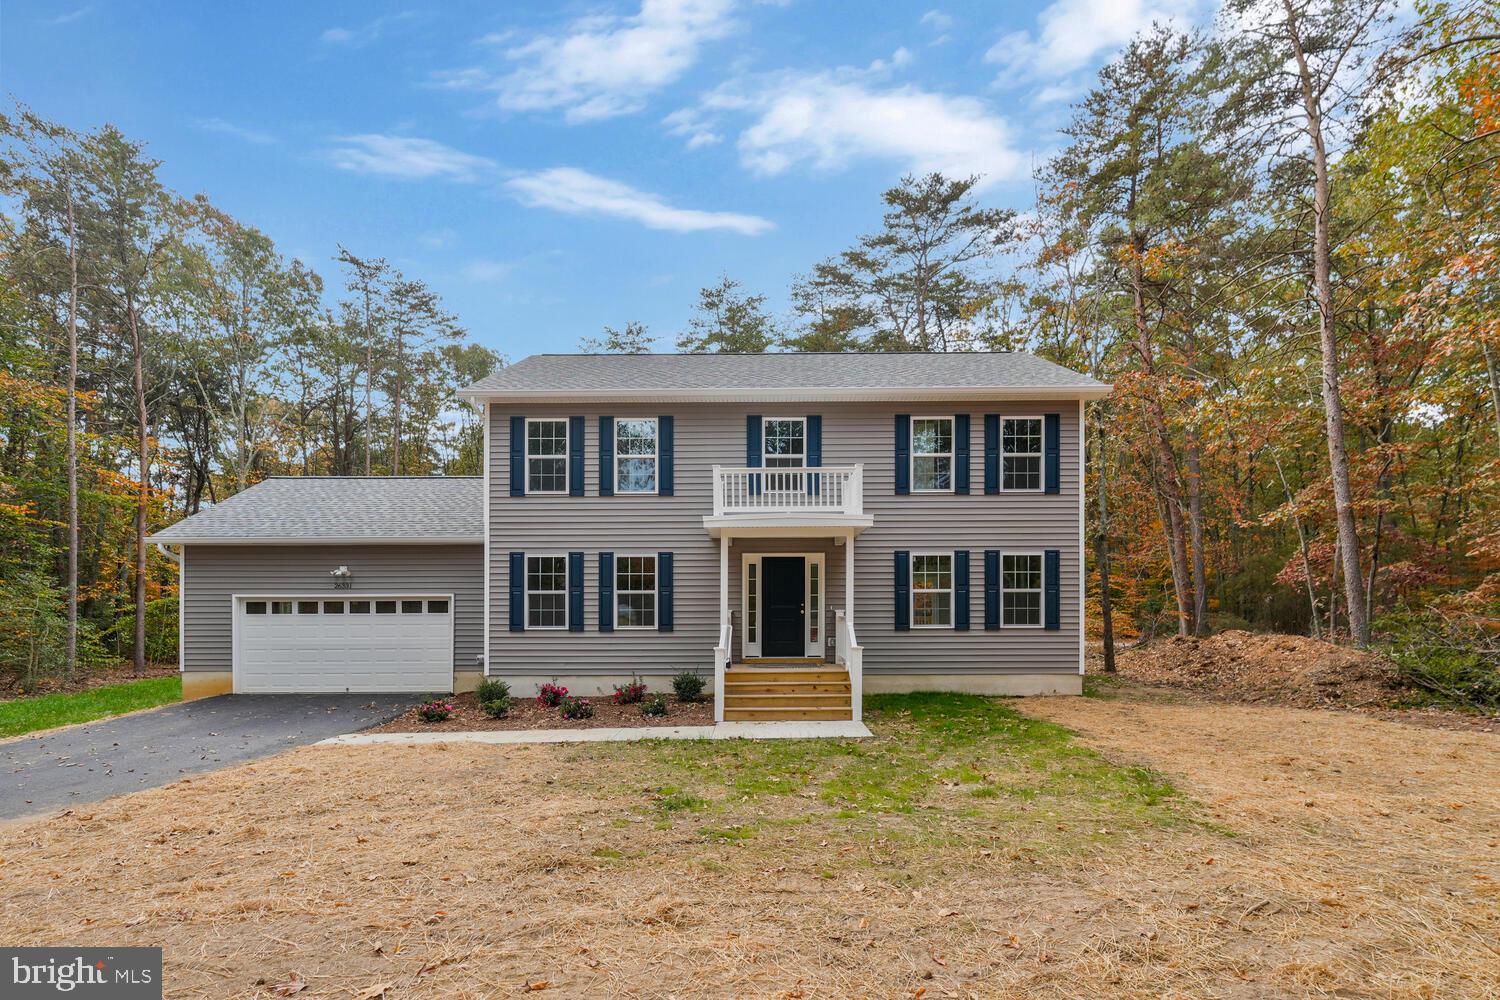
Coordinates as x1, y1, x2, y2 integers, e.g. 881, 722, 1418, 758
437, 0, 739, 123
684, 68, 1026, 187
506, 167, 772, 235
418, 227, 459, 250
195, 118, 276, 145
920, 9, 954, 31
461, 259, 516, 282
321, 12, 415, 48
42, 5, 91, 25
986, 0, 1200, 79
327, 135, 497, 181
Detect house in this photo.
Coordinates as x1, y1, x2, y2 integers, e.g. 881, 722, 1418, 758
150, 352, 1111, 721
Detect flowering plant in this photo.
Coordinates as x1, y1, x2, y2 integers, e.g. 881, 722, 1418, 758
612, 678, 648, 704
417, 700, 455, 723
536, 682, 569, 707
640, 693, 668, 717
559, 696, 594, 720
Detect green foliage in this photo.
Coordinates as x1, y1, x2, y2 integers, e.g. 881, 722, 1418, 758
580, 319, 653, 354
103, 597, 178, 665
672, 671, 705, 702
559, 695, 594, 720
476, 677, 513, 718
640, 692, 668, 717
0, 571, 109, 684
0, 675, 181, 738
1377, 608, 1500, 710
676, 276, 777, 353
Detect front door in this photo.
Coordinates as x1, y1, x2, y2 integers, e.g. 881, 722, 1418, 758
761, 557, 806, 657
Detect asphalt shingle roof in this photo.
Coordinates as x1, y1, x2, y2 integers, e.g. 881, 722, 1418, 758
149, 477, 483, 543
460, 352, 1108, 398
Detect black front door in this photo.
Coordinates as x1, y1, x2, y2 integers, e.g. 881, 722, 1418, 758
761, 557, 805, 657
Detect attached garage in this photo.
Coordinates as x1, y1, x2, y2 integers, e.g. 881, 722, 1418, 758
149, 478, 485, 699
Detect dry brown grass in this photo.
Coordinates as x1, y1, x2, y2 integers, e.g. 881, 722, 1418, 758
0, 690, 1495, 999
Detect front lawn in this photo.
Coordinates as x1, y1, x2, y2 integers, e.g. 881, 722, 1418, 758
0, 675, 181, 738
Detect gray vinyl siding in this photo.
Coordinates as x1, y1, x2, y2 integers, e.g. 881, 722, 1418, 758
487, 401, 1082, 678
182, 544, 483, 676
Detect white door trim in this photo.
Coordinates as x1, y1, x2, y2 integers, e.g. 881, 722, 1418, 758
230, 592, 455, 694
740, 552, 826, 659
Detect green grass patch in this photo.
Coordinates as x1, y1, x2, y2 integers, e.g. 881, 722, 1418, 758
0, 676, 182, 739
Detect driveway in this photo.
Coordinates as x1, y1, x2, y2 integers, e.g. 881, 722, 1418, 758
1, 694, 420, 820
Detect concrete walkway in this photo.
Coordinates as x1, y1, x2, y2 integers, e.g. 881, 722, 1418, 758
319, 720, 873, 746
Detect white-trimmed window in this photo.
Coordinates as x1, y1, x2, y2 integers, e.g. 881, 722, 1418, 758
526, 418, 568, 494
763, 418, 806, 467
912, 417, 954, 492
615, 418, 658, 494
526, 554, 568, 629
1001, 417, 1043, 491
1002, 553, 1044, 627
616, 555, 657, 629
911, 553, 953, 628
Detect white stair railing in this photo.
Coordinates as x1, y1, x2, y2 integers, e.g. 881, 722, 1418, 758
712, 622, 731, 723
835, 609, 863, 722
713, 465, 864, 516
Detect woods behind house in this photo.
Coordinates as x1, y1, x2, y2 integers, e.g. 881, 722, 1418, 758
2, 0, 1495, 703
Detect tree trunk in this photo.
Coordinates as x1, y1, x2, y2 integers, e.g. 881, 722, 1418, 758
1482, 339, 1500, 445
390, 329, 403, 476
1272, 449, 1322, 639
1185, 428, 1209, 637
1092, 403, 1117, 672
128, 301, 149, 675
65, 183, 80, 679
1284, 0, 1369, 646
364, 339, 374, 476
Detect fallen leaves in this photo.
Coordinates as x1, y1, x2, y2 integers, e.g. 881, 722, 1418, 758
269, 976, 305, 996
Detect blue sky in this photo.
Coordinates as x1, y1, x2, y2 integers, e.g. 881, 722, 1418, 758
4, 0, 1203, 360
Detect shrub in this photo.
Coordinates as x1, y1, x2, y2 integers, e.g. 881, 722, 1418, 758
559, 695, 594, 720
536, 682, 568, 707
417, 700, 455, 723
1378, 608, 1500, 710
480, 694, 512, 719
475, 677, 510, 703
641, 693, 668, 717
672, 671, 705, 702
612, 677, 647, 704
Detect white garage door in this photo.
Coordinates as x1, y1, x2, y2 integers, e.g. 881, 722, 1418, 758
236, 596, 454, 693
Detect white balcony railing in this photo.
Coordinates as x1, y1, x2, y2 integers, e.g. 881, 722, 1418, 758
712, 465, 864, 517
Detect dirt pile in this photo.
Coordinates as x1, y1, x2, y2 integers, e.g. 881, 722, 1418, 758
1115, 629, 1404, 709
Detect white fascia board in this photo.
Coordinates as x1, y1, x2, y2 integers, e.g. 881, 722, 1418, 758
145, 536, 484, 546
458, 385, 1113, 405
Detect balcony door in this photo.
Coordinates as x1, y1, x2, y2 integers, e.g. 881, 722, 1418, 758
742, 552, 824, 659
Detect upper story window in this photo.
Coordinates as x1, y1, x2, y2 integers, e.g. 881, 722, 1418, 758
911, 553, 953, 628
763, 418, 805, 468
1002, 418, 1043, 491
1002, 553, 1043, 627
615, 554, 657, 629
615, 418, 658, 494
527, 418, 568, 494
526, 554, 568, 629
911, 417, 954, 492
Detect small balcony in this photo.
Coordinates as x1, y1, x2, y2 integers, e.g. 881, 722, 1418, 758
705, 465, 873, 538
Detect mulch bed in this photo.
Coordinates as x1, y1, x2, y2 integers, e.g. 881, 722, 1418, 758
0, 662, 177, 702
369, 690, 715, 733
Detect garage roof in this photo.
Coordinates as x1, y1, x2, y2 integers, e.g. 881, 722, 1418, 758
149, 477, 484, 545
459, 352, 1111, 402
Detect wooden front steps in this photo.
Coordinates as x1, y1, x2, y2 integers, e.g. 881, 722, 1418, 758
723, 665, 853, 721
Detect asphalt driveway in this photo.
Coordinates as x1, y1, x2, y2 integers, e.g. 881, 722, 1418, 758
1, 694, 420, 820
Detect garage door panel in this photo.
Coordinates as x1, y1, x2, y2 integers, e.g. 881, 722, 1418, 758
236, 597, 452, 693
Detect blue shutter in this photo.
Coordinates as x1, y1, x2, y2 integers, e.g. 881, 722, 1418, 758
954, 550, 970, 630
746, 415, 762, 496
894, 415, 911, 495
1044, 549, 1061, 630
894, 550, 910, 631
598, 552, 614, 632
954, 414, 971, 495
568, 416, 585, 497
598, 416, 614, 497
509, 416, 525, 497
657, 551, 674, 631
508, 551, 525, 631
805, 414, 822, 495
1044, 413, 1061, 494
568, 551, 584, 631
984, 550, 999, 630
658, 415, 674, 496
984, 414, 999, 495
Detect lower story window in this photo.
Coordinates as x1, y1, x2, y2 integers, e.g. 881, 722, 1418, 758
527, 555, 568, 629
616, 555, 657, 629
1002, 554, 1043, 626
912, 553, 953, 628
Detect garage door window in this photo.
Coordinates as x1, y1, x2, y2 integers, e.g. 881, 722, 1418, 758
401, 599, 423, 614
375, 600, 397, 614
427, 599, 449, 613
297, 601, 319, 614
350, 600, 370, 614
246, 601, 267, 615
271, 601, 293, 615
324, 601, 344, 614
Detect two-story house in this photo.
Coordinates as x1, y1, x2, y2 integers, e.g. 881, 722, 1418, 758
151, 352, 1110, 721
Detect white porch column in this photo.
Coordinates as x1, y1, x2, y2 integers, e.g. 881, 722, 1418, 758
845, 530, 854, 627
720, 534, 730, 634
